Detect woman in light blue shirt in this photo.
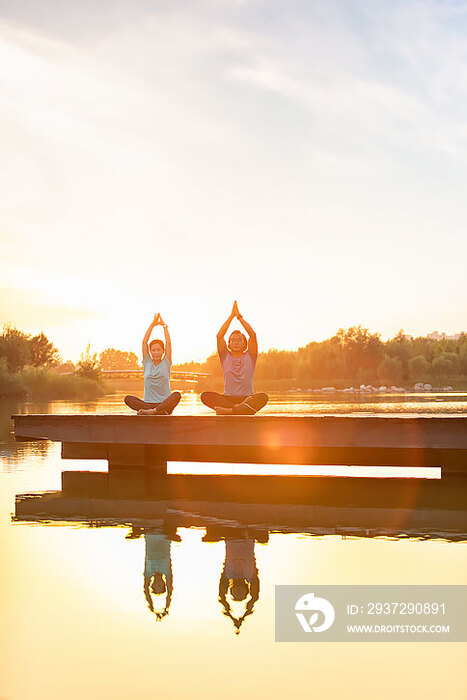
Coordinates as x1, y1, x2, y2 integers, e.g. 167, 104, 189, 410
124, 313, 181, 415
143, 531, 175, 620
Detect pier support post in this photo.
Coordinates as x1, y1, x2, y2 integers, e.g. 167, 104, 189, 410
107, 444, 168, 474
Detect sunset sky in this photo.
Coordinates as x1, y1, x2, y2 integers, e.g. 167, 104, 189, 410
1, 0, 466, 363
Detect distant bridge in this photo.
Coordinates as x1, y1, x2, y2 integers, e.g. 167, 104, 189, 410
102, 369, 209, 382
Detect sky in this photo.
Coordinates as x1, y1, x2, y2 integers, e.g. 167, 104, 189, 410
1, 0, 467, 363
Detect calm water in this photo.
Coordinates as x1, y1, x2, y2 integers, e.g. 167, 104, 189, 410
1, 393, 467, 699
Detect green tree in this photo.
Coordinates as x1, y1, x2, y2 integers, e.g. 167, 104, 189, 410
408, 355, 429, 381
386, 330, 412, 381
331, 326, 383, 378
256, 349, 295, 380
0, 326, 31, 372
444, 352, 460, 375
99, 348, 140, 371
75, 345, 101, 379
460, 348, 467, 375
378, 355, 403, 385
29, 332, 61, 367
431, 353, 459, 384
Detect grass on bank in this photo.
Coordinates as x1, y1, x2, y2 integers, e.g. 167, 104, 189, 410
106, 375, 467, 395
0, 367, 108, 400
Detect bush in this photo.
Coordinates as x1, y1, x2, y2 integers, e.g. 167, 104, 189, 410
0, 358, 28, 398
18, 368, 106, 400
0, 356, 106, 400
75, 345, 102, 380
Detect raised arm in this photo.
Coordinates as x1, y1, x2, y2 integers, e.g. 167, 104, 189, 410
218, 574, 230, 613
143, 577, 154, 612
236, 306, 258, 356
142, 314, 159, 359
158, 315, 172, 363
216, 302, 236, 355
163, 573, 173, 616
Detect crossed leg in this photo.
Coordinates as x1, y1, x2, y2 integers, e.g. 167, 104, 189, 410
125, 392, 181, 415
200, 391, 268, 415
200, 392, 244, 410
232, 393, 269, 415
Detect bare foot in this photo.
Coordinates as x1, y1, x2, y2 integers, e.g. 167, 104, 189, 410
137, 408, 168, 416
215, 406, 233, 415
234, 401, 256, 415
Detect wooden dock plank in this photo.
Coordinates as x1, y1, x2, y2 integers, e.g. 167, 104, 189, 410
12, 414, 467, 448
13, 414, 467, 473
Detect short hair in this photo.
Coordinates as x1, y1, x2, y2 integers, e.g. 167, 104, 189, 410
228, 331, 247, 351
150, 339, 165, 352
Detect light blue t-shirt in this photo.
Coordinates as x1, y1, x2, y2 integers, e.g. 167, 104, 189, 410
144, 533, 172, 578
143, 354, 171, 403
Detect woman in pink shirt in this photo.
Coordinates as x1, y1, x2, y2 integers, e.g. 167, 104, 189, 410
201, 301, 268, 415
218, 535, 260, 634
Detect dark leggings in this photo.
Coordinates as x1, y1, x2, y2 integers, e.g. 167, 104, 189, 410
124, 392, 181, 414
200, 392, 268, 415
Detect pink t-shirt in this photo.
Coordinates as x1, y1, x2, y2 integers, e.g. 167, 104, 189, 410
219, 347, 257, 396
223, 539, 256, 580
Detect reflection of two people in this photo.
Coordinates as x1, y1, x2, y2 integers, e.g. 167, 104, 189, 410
217, 535, 260, 634
129, 525, 261, 631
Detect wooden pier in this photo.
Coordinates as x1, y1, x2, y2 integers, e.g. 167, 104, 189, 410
11, 413, 467, 473
11, 413, 467, 512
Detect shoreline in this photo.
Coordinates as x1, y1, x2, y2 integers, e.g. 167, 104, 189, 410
1, 370, 467, 402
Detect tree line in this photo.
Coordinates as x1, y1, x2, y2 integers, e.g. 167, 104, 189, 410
0, 328, 139, 378
0, 328, 107, 399
0, 327, 60, 372
176, 326, 467, 387
2, 325, 466, 387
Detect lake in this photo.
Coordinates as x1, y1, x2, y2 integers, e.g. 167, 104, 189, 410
1, 392, 466, 699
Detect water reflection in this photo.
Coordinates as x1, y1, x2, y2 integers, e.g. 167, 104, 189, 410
217, 534, 260, 633
262, 392, 467, 416
143, 530, 175, 619
125, 525, 180, 620
0, 400, 52, 466
123, 523, 264, 631
12, 486, 467, 646
3, 392, 467, 700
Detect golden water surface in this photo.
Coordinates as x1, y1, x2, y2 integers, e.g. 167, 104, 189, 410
1, 393, 466, 700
